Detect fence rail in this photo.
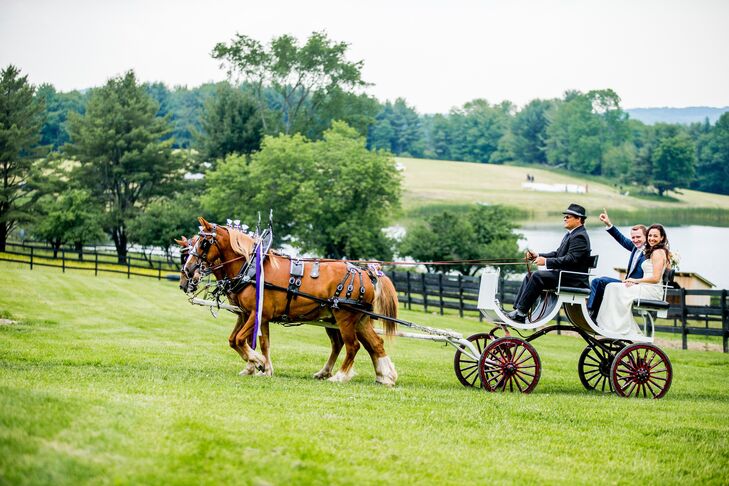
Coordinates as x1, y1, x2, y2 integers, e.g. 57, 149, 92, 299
386, 271, 729, 353
0, 242, 180, 281
2, 242, 727, 352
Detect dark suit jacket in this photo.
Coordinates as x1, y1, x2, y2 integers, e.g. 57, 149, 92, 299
540, 225, 592, 287
607, 226, 645, 279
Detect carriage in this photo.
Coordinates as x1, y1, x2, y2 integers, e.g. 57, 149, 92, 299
182, 219, 673, 399
467, 259, 674, 398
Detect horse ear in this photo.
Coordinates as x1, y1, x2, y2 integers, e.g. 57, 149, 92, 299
174, 236, 188, 247
198, 217, 211, 229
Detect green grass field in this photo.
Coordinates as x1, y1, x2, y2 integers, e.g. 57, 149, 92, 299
398, 157, 729, 225
2, 264, 729, 484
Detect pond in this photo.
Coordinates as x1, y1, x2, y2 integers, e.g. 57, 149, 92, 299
519, 224, 729, 290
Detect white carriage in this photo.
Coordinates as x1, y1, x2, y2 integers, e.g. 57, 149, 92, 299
470, 259, 674, 398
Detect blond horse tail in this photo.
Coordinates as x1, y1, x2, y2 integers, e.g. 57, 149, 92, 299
374, 275, 399, 337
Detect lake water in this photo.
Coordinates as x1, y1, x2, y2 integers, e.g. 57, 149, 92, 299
519, 225, 728, 290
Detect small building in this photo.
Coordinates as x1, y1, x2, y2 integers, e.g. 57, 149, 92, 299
614, 268, 714, 306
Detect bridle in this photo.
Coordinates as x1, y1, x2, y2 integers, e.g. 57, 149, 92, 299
184, 225, 220, 282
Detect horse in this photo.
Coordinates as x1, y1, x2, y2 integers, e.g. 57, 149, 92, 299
180, 218, 400, 386
177, 234, 276, 377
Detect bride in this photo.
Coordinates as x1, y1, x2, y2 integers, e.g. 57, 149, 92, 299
597, 224, 671, 336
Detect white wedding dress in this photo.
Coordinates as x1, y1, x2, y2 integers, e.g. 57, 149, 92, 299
596, 259, 664, 336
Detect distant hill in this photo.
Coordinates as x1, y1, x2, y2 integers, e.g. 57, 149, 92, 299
626, 106, 729, 125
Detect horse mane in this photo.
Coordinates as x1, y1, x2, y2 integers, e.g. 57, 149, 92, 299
227, 227, 280, 269
228, 228, 254, 259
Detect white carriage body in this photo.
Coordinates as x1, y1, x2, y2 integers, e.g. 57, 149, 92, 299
477, 269, 663, 344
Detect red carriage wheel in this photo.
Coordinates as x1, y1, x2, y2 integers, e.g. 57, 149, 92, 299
453, 332, 492, 387
578, 339, 626, 393
610, 343, 673, 399
478, 337, 541, 393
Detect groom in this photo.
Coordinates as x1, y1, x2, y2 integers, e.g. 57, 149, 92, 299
506, 203, 592, 323
586, 209, 647, 319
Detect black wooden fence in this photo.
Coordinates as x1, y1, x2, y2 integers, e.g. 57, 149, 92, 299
0, 242, 179, 280
386, 271, 729, 353
2, 242, 727, 353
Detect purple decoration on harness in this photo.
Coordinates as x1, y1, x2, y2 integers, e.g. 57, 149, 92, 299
252, 241, 264, 350
367, 263, 384, 277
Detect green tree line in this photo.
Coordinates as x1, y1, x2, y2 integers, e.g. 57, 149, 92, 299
3, 31, 727, 268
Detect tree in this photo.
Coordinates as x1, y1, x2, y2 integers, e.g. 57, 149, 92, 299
0, 65, 45, 251
509, 99, 555, 164
447, 99, 513, 164
651, 135, 696, 196
37, 84, 86, 150
399, 205, 521, 275
32, 189, 105, 258
367, 98, 424, 157
65, 70, 181, 263
545, 90, 629, 175
202, 121, 400, 259
212, 31, 367, 135
196, 82, 262, 163
305, 87, 380, 140
693, 113, 729, 195
127, 195, 202, 264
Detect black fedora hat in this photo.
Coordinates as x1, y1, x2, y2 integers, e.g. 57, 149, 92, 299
562, 203, 587, 218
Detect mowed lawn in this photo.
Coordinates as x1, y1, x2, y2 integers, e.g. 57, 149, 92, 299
1, 264, 728, 485
398, 157, 729, 217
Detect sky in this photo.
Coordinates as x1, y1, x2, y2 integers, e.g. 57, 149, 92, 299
1, 0, 728, 114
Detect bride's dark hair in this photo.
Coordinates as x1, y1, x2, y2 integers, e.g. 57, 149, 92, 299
644, 224, 670, 261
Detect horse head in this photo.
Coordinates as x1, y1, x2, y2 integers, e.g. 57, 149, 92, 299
176, 235, 195, 292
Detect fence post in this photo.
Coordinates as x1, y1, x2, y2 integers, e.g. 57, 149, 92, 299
158, 260, 162, 280
681, 288, 688, 350
722, 289, 728, 354
127, 258, 131, 279
438, 273, 444, 315
458, 275, 464, 318
406, 271, 412, 310
62, 249, 65, 273
421, 273, 428, 313
29, 247, 34, 270
95, 253, 98, 276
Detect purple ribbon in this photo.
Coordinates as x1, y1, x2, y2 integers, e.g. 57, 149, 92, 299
252, 241, 263, 350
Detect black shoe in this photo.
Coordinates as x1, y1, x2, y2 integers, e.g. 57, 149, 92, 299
588, 309, 598, 322
505, 310, 526, 323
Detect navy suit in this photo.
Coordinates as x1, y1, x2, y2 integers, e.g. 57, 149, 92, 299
587, 226, 645, 313
514, 225, 592, 314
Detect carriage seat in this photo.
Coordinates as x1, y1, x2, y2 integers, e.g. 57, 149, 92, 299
558, 286, 591, 295
633, 299, 670, 310
632, 269, 675, 310
555, 254, 599, 295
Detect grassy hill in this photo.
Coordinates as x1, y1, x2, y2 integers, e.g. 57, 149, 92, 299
397, 157, 729, 225
2, 263, 729, 483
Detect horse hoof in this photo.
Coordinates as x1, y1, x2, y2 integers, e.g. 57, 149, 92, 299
328, 370, 355, 383
313, 370, 332, 380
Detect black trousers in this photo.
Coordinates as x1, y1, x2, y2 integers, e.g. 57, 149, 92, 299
513, 270, 560, 313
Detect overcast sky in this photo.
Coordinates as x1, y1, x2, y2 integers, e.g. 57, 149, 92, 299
1, 0, 728, 113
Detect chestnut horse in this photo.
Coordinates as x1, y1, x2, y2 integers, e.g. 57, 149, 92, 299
180, 218, 400, 386
177, 235, 277, 378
